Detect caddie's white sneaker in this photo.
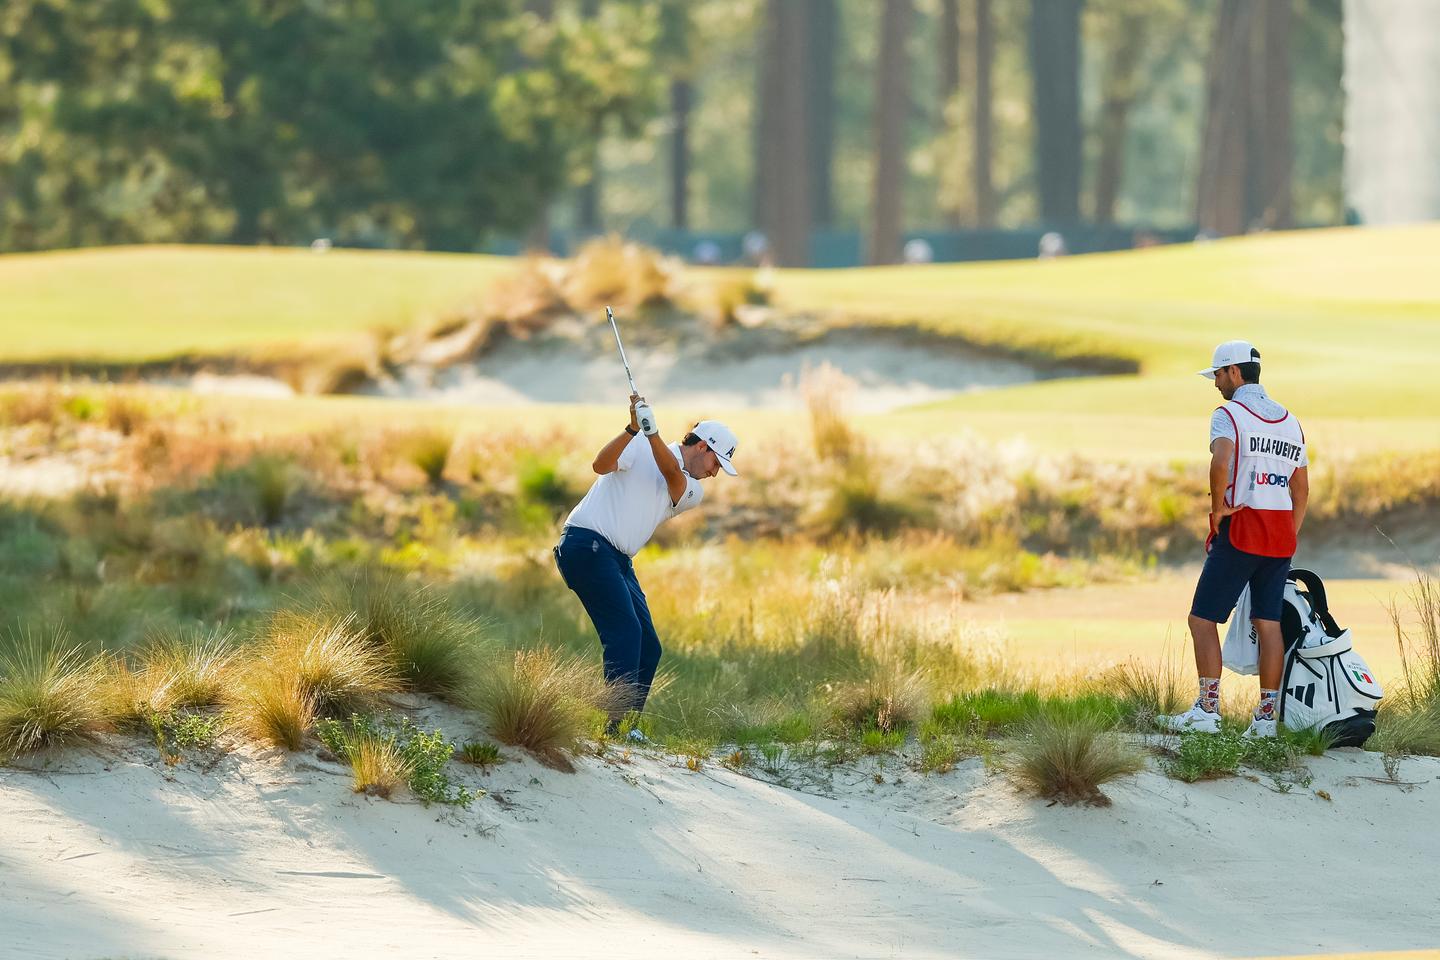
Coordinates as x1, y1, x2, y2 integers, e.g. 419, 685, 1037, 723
1242, 717, 1277, 739
1160, 704, 1221, 734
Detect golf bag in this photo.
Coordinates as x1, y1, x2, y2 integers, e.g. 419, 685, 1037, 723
1278, 569, 1382, 747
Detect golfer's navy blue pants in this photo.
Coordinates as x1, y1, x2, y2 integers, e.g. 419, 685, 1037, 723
553, 526, 661, 719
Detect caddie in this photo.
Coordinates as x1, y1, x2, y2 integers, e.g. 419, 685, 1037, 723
1162, 340, 1309, 738
554, 393, 738, 736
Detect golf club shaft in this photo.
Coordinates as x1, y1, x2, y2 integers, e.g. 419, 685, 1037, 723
605, 306, 640, 395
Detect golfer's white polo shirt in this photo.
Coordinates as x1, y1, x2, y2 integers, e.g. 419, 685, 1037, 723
564, 435, 703, 557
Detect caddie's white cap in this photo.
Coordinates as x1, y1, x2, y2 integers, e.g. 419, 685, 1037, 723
1197, 339, 1261, 379
692, 420, 738, 476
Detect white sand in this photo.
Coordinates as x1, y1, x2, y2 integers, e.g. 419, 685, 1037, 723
363, 331, 1061, 413
3, 718, 1439, 960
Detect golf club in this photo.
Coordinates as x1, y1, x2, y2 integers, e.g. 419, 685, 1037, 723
606, 305, 654, 434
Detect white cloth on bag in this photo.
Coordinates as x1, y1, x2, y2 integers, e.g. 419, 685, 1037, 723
1222, 584, 1260, 675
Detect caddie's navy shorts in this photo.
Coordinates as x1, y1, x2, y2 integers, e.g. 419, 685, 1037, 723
1190, 517, 1291, 623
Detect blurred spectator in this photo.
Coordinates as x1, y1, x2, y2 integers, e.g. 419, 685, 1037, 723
902, 238, 934, 264
741, 230, 771, 266
1038, 231, 1067, 259
692, 240, 722, 265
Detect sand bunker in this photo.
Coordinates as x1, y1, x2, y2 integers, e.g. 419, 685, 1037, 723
362, 329, 1076, 413
3, 722, 1436, 959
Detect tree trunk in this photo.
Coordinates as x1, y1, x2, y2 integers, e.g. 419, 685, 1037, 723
576, 0, 602, 235
807, 0, 838, 230
1092, 11, 1148, 225
868, 0, 912, 266
757, 0, 812, 266
940, 0, 962, 227
1257, 0, 1292, 229
670, 78, 691, 230
1028, 0, 1083, 226
752, 0, 782, 233
1196, 0, 1256, 236
973, 0, 995, 227
524, 0, 557, 249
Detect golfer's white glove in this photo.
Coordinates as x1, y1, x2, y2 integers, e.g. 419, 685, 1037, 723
634, 401, 657, 436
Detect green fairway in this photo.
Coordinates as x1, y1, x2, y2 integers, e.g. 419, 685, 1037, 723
0, 245, 510, 363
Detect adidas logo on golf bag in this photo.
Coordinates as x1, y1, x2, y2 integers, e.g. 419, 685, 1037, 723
1288, 683, 1316, 709
1278, 569, 1383, 748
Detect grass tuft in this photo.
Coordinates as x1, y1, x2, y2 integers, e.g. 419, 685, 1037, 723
317, 573, 480, 697
406, 430, 454, 488
1008, 711, 1145, 806
0, 629, 109, 757
233, 670, 316, 750
471, 648, 615, 770
257, 611, 399, 718
828, 667, 930, 734
108, 625, 238, 721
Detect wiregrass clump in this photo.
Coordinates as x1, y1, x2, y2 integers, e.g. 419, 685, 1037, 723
471, 648, 615, 771
230, 612, 396, 749
232, 671, 316, 750
312, 574, 481, 697
0, 630, 111, 758
1007, 711, 1145, 806
106, 626, 238, 722
827, 666, 931, 735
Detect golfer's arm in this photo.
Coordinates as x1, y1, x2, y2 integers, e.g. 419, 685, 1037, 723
592, 431, 635, 475
1291, 466, 1309, 536
1209, 438, 1234, 515
645, 432, 688, 504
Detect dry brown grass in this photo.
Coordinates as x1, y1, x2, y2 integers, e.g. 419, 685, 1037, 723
252, 612, 398, 719
232, 670, 316, 751
347, 734, 414, 797
106, 626, 238, 722
827, 666, 932, 734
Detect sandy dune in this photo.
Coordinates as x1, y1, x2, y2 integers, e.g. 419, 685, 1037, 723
3, 722, 1438, 960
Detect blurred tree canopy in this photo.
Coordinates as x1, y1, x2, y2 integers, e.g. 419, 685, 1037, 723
0, 0, 1346, 255
0, 0, 663, 250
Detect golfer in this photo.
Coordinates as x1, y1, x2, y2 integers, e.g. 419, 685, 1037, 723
554, 393, 739, 736
1163, 340, 1309, 738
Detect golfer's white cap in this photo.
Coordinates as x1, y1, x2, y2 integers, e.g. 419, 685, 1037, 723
691, 420, 739, 476
1197, 339, 1261, 379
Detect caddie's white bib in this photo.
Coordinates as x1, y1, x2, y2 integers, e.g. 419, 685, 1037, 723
1219, 398, 1306, 557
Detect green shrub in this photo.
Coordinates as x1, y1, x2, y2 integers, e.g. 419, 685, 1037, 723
317, 714, 473, 806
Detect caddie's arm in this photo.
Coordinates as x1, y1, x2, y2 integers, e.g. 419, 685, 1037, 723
645, 429, 688, 505
1290, 466, 1309, 537
591, 395, 645, 475
1208, 437, 1238, 535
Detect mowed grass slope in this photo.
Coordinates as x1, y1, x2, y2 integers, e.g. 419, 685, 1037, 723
0, 245, 509, 363
765, 225, 1440, 457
